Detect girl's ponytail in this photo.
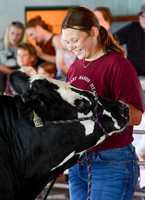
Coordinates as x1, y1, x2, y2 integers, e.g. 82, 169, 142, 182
99, 26, 126, 57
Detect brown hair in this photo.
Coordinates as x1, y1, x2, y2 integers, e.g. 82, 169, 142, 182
16, 42, 37, 65
94, 7, 113, 25
61, 7, 125, 57
38, 61, 57, 75
26, 16, 52, 32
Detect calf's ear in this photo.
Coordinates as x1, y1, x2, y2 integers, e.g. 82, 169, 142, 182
9, 71, 30, 95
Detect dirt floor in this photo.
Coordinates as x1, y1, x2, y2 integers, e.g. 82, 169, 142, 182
36, 175, 145, 200
36, 186, 145, 200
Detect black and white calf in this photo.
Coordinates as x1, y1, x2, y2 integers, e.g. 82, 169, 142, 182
0, 71, 130, 200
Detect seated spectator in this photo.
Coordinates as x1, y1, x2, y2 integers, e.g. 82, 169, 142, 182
25, 16, 62, 66
5, 42, 37, 95
56, 35, 77, 81
113, 3, 145, 77
93, 6, 114, 34
0, 21, 27, 93
0, 21, 26, 51
16, 42, 37, 75
94, 6, 127, 55
37, 61, 57, 79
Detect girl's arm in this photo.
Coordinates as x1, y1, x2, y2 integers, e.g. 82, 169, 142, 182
0, 65, 14, 74
127, 103, 142, 125
56, 48, 68, 74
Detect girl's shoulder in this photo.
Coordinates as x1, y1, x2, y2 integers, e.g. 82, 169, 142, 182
53, 34, 62, 49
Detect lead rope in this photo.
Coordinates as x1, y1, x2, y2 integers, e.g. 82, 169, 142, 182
86, 150, 92, 200
76, 95, 109, 200
77, 149, 92, 200
75, 95, 98, 200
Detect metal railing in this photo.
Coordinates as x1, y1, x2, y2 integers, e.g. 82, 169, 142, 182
133, 129, 145, 198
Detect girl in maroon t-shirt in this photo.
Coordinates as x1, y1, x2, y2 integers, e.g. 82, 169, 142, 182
61, 7, 143, 200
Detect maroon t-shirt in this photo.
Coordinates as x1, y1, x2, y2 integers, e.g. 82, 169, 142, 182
67, 51, 143, 151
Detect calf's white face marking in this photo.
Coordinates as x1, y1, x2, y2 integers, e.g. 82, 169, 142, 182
30, 74, 93, 118
81, 120, 95, 136
30, 74, 82, 104
102, 110, 120, 129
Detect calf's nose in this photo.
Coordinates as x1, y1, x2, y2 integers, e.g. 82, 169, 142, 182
122, 104, 129, 115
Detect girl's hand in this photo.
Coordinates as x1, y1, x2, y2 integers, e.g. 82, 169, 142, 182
35, 45, 43, 57
139, 148, 145, 169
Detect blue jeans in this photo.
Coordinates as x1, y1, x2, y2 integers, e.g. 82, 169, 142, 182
68, 144, 139, 200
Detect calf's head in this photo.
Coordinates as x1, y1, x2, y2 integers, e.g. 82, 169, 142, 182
9, 71, 130, 136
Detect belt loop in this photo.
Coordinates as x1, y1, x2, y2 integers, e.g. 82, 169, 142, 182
128, 143, 134, 152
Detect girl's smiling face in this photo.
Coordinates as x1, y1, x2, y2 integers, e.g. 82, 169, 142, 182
62, 28, 99, 61
26, 26, 44, 43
